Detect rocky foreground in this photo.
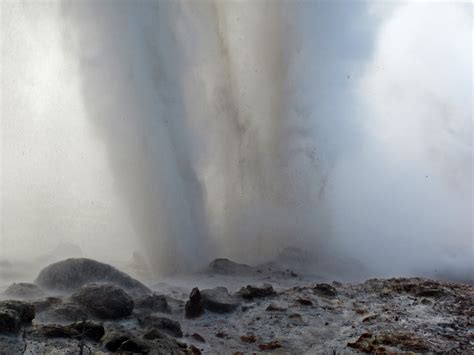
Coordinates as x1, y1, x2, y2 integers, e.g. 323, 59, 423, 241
0, 258, 473, 354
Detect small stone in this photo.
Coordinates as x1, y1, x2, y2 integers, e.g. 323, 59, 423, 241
185, 288, 204, 319
240, 334, 257, 343
192, 333, 205, 342
296, 298, 313, 306
237, 284, 276, 300
258, 340, 282, 350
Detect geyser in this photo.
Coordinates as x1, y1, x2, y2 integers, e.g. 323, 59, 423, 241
1, 1, 472, 279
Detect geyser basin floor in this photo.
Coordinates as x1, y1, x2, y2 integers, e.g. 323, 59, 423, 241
0, 258, 472, 353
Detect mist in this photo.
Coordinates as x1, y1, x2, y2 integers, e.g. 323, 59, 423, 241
1, 1, 472, 281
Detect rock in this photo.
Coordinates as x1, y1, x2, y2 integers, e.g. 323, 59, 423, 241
70, 320, 105, 341
207, 258, 252, 275
0, 300, 35, 333
32, 320, 106, 342
240, 334, 257, 343
102, 330, 149, 353
312, 283, 338, 298
143, 327, 167, 340
296, 298, 313, 306
266, 303, 287, 312
35, 258, 150, 294
237, 284, 276, 299
135, 293, 171, 313
4, 283, 45, 300
185, 288, 204, 318
215, 332, 228, 339
71, 283, 134, 319
348, 332, 431, 353
201, 287, 239, 313
258, 340, 282, 350
32, 324, 80, 338
191, 333, 205, 342
139, 315, 183, 338
188, 345, 202, 354
42, 302, 87, 323
33, 297, 62, 312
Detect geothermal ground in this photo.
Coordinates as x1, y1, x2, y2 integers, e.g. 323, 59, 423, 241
0, 256, 473, 354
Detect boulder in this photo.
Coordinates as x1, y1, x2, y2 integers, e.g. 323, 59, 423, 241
71, 283, 134, 319
102, 330, 150, 353
135, 293, 171, 313
237, 284, 276, 300
0, 300, 35, 333
35, 258, 150, 294
312, 283, 338, 298
139, 315, 183, 338
185, 288, 204, 318
201, 287, 239, 313
4, 283, 45, 300
207, 258, 252, 275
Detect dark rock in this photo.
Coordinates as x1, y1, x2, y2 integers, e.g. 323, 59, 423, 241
348, 332, 431, 353
143, 327, 167, 340
201, 287, 239, 313
258, 340, 282, 350
135, 293, 171, 313
139, 315, 183, 338
185, 288, 204, 318
312, 283, 338, 298
33, 297, 62, 312
43, 302, 87, 323
191, 333, 205, 342
32, 324, 79, 338
296, 298, 313, 306
240, 334, 257, 343
207, 258, 252, 275
102, 330, 149, 353
215, 332, 228, 338
237, 284, 276, 299
0, 300, 35, 333
32, 320, 104, 341
35, 258, 150, 294
71, 283, 134, 319
188, 344, 202, 354
70, 320, 105, 341
4, 283, 45, 299
266, 303, 287, 312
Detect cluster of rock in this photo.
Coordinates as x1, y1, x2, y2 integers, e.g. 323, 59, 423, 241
1, 257, 473, 354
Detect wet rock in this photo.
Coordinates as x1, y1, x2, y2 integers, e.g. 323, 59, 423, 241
201, 287, 239, 313
258, 340, 282, 350
0, 300, 34, 333
135, 293, 171, 313
240, 334, 257, 343
207, 258, 252, 275
102, 330, 149, 353
45, 302, 87, 323
143, 327, 167, 340
70, 320, 105, 341
288, 313, 304, 325
33, 297, 62, 312
71, 283, 134, 319
35, 258, 150, 294
237, 284, 276, 300
312, 283, 337, 298
187, 345, 202, 355
296, 298, 313, 306
185, 288, 204, 318
139, 315, 183, 338
4, 283, 45, 299
215, 331, 228, 338
348, 332, 431, 353
266, 303, 287, 312
32, 323, 80, 338
191, 333, 205, 342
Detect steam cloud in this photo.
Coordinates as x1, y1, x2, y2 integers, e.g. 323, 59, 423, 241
1, 1, 472, 279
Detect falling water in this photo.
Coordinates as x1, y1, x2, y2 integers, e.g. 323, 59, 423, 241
1, 1, 472, 279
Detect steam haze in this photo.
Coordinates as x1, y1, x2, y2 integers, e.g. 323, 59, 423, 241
1, 1, 472, 281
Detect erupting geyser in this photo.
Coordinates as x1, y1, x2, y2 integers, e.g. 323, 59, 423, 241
1, 1, 472, 279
